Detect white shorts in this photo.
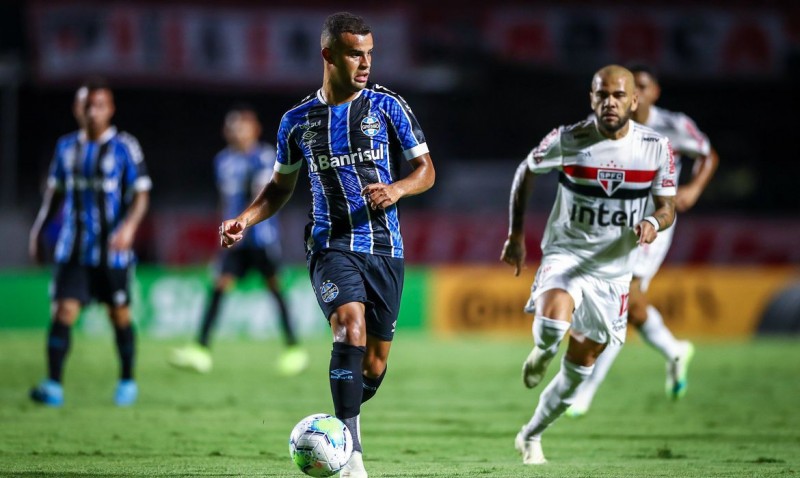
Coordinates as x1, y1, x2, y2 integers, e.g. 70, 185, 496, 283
524, 254, 630, 346
630, 220, 676, 292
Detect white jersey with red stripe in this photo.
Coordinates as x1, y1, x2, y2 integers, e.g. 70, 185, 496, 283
526, 117, 677, 282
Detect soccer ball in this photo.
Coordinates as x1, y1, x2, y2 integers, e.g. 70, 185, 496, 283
288, 413, 353, 477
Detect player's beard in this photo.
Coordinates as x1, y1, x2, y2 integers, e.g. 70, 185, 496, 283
597, 108, 632, 134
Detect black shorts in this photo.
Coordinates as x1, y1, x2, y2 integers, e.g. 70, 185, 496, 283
218, 245, 281, 279
308, 249, 404, 341
51, 262, 131, 307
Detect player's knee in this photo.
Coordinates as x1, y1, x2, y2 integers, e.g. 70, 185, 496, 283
330, 311, 366, 345
52, 301, 80, 325
108, 307, 132, 328
628, 298, 648, 327
363, 357, 386, 378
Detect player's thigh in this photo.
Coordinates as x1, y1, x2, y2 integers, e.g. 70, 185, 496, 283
571, 277, 630, 347
217, 247, 249, 280
308, 249, 369, 324
362, 254, 404, 342
52, 262, 91, 308
526, 255, 582, 322
91, 266, 132, 308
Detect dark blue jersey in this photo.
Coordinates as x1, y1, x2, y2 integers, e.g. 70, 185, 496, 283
274, 84, 428, 258
214, 143, 281, 251
47, 127, 152, 268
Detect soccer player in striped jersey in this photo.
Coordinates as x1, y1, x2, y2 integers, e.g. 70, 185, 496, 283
567, 65, 719, 416
169, 106, 308, 376
28, 80, 152, 407
219, 12, 434, 477
501, 65, 676, 464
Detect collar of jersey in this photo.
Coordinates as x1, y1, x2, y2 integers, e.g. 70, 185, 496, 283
316, 88, 363, 106
78, 126, 117, 145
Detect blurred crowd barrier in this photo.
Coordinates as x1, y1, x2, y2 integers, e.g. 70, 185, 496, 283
144, 211, 800, 266
1, 263, 796, 337
430, 265, 799, 337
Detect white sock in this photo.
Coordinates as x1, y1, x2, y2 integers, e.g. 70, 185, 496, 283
573, 342, 622, 409
638, 305, 682, 361
533, 316, 570, 357
522, 358, 594, 439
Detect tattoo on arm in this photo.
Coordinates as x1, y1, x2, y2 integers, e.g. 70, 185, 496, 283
652, 195, 676, 230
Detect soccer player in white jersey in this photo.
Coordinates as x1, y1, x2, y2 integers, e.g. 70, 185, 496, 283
567, 65, 719, 417
501, 65, 676, 465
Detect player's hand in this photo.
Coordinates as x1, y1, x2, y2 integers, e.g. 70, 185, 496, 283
675, 185, 700, 213
220, 219, 245, 248
634, 221, 658, 245
361, 183, 400, 210
109, 223, 135, 251
29, 230, 43, 265
501, 235, 525, 276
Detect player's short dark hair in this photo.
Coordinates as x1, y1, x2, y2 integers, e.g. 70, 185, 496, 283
227, 102, 259, 118
626, 64, 659, 83
79, 76, 112, 94
321, 12, 371, 48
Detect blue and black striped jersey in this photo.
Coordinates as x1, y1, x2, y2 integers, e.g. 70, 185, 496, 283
215, 143, 280, 251
47, 127, 152, 268
274, 84, 428, 258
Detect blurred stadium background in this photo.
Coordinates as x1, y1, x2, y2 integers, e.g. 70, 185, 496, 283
0, 0, 799, 475
0, 0, 797, 338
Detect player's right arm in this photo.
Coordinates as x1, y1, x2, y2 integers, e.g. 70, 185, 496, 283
29, 141, 68, 264
501, 160, 536, 276
501, 127, 563, 276
29, 186, 64, 264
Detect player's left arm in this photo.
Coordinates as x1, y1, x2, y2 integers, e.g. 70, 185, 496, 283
362, 153, 434, 210
109, 190, 150, 251
110, 134, 152, 251
676, 147, 718, 213
635, 194, 675, 245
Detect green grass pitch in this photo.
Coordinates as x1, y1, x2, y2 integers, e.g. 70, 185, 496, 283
1, 332, 798, 477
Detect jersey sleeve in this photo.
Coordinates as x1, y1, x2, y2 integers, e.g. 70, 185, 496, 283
526, 127, 563, 174
651, 138, 677, 197
252, 144, 277, 192
384, 94, 429, 161
274, 114, 304, 174
118, 132, 152, 192
670, 113, 711, 158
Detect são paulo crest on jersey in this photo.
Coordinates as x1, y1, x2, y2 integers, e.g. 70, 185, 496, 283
525, 118, 676, 281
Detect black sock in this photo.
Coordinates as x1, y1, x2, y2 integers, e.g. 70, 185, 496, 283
114, 324, 136, 381
342, 415, 362, 453
198, 288, 223, 347
47, 321, 71, 383
361, 366, 387, 404
330, 342, 365, 420
273, 290, 298, 346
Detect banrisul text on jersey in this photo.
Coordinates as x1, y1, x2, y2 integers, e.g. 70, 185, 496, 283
274, 84, 428, 258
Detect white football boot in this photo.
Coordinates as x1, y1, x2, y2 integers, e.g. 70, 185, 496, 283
515, 430, 547, 465
340, 451, 368, 478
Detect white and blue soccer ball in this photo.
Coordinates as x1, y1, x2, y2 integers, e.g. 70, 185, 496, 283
288, 413, 353, 477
